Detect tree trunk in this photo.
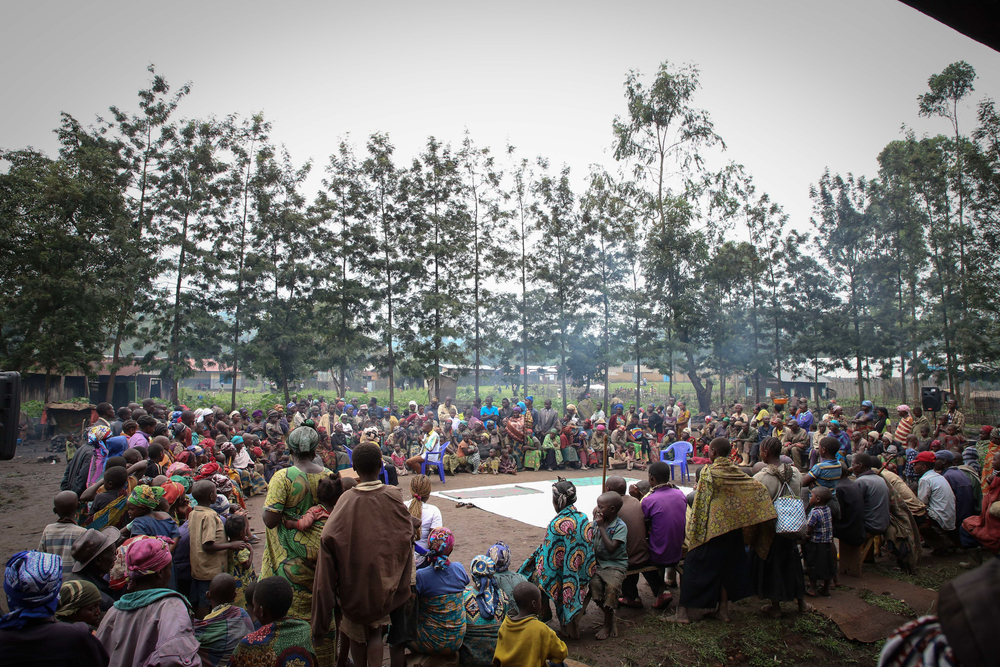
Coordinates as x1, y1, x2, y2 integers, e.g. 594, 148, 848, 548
169, 207, 190, 405
719, 371, 725, 410
684, 352, 713, 415
106, 322, 124, 404
230, 309, 240, 412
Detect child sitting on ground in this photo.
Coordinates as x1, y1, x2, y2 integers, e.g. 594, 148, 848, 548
609, 446, 628, 470
229, 576, 317, 667
391, 444, 409, 476
481, 448, 501, 474
804, 486, 836, 597
590, 491, 628, 640
498, 447, 517, 475
493, 581, 568, 667
38, 490, 87, 575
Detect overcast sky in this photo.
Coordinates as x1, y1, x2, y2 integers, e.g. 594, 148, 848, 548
3, 0, 999, 230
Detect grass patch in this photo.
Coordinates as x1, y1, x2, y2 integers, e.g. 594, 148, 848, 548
858, 589, 916, 618
867, 560, 969, 592
571, 609, 880, 667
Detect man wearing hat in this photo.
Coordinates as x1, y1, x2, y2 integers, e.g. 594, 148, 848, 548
913, 450, 957, 554
893, 405, 914, 445
65, 528, 121, 611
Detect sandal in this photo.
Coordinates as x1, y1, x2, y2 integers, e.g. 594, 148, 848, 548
618, 597, 643, 609
652, 591, 673, 610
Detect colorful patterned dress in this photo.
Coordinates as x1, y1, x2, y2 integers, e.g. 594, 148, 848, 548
518, 505, 596, 626
261, 465, 336, 665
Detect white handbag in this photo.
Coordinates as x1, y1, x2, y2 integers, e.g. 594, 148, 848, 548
773, 481, 807, 536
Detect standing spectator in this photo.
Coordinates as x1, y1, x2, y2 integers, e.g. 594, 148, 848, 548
312, 443, 414, 667
938, 399, 965, 435
752, 438, 809, 618
37, 491, 87, 575
893, 405, 914, 445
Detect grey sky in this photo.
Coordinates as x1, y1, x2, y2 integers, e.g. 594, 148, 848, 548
3, 0, 999, 229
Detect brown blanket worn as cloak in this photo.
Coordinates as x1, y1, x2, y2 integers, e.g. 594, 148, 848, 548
311, 482, 414, 636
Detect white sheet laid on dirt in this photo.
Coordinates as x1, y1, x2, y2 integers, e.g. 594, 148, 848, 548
432, 476, 694, 529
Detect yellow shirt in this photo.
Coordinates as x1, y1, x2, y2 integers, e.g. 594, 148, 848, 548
494, 615, 567, 667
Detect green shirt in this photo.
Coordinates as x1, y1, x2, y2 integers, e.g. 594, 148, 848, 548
593, 516, 628, 570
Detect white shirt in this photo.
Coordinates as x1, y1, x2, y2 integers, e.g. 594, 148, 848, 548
917, 470, 957, 531
414, 503, 443, 565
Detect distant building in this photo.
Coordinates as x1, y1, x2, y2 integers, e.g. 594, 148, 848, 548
741, 371, 833, 403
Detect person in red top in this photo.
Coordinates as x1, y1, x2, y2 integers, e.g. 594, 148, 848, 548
962, 452, 1000, 555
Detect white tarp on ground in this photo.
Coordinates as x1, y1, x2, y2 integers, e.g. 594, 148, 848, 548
432, 476, 694, 529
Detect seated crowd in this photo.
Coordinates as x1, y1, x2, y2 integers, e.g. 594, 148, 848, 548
1, 393, 998, 667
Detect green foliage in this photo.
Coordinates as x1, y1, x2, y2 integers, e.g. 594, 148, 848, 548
6, 58, 1000, 419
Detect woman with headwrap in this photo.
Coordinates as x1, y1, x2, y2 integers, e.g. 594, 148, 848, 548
486, 541, 528, 614
459, 555, 509, 667
85, 426, 117, 487
96, 536, 202, 667
409, 527, 469, 656
227, 435, 268, 498
560, 425, 582, 470
518, 479, 596, 637
260, 422, 337, 665
505, 406, 526, 461
541, 428, 563, 471
0, 551, 108, 667
56, 579, 104, 628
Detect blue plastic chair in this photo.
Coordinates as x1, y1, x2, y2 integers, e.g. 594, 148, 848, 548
421, 440, 449, 484
660, 440, 692, 482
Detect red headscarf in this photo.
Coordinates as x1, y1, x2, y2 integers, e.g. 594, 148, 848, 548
194, 461, 221, 481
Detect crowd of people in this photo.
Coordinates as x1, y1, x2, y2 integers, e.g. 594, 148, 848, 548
1, 391, 998, 667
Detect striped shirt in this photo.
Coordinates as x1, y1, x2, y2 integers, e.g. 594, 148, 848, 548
894, 415, 914, 444
38, 521, 88, 575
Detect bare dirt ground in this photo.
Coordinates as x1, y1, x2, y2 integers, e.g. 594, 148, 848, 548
3, 442, 967, 666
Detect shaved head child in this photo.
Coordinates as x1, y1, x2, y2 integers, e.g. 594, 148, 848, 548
38, 490, 87, 575
591, 491, 627, 640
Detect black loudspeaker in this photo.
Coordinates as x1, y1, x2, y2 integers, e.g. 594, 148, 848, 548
0, 371, 21, 461
921, 386, 942, 412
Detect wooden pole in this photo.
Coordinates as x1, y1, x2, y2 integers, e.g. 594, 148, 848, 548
601, 430, 609, 492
